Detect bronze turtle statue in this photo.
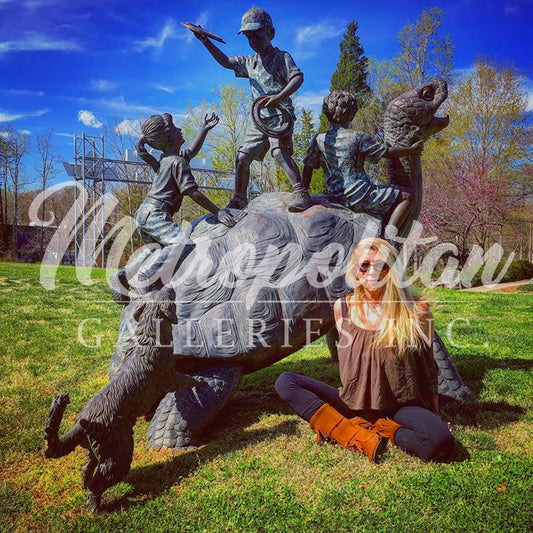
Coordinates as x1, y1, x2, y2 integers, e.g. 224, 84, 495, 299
109, 77, 471, 449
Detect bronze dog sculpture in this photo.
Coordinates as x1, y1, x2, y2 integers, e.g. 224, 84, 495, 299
44, 288, 199, 511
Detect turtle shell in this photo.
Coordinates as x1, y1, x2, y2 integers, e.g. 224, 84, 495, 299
170, 192, 380, 372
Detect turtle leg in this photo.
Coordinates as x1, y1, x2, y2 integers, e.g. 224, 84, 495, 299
146, 365, 243, 450
433, 330, 473, 402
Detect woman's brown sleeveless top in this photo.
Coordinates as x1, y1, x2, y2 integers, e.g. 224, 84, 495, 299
337, 296, 438, 411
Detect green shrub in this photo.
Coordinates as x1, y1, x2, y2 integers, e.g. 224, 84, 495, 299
467, 259, 533, 287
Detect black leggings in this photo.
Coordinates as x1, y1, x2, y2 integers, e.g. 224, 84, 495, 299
275, 371, 454, 462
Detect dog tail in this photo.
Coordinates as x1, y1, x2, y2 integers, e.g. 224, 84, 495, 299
44, 393, 84, 458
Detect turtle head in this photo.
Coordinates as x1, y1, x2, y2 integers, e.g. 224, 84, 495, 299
384, 76, 449, 145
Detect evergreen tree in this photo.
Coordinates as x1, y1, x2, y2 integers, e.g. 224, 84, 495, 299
293, 108, 325, 194
320, 20, 370, 132
293, 108, 316, 162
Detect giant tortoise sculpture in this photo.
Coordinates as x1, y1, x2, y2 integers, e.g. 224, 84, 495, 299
109, 77, 472, 450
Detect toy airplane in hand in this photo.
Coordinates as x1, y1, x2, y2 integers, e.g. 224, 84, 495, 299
182, 22, 226, 44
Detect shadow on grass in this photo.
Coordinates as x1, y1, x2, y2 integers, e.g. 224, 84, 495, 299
439, 396, 525, 430
102, 351, 525, 511
105, 419, 300, 512
452, 353, 533, 396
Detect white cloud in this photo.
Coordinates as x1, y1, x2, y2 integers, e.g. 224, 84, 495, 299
295, 90, 329, 119
0, 31, 81, 54
526, 88, 533, 112
155, 85, 175, 94
183, 11, 210, 44
134, 11, 209, 51
0, 129, 31, 138
99, 96, 167, 116
91, 79, 118, 91
71, 95, 185, 119
134, 19, 179, 51
114, 119, 139, 136
54, 132, 74, 138
154, 82, 193, 94
65, 94, 187, 120
294, 22, 344, 59
504, 4, 518, 15
77, 110, 103, 128
0, 108, 49, 122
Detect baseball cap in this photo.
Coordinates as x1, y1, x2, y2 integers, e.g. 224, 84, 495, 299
238, 7, 273, 34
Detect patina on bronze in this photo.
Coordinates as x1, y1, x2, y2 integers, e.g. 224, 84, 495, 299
105, 79, 471, 452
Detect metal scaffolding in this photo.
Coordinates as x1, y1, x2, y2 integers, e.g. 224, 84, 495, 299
63, 134, 263, 267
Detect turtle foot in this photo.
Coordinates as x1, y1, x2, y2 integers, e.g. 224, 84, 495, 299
434, 331, 474, 402
147, 366, 243, 449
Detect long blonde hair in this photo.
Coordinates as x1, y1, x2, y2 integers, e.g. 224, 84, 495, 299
345, 237, 430, 353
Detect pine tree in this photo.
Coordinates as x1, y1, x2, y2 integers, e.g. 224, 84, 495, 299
293, 108, 325, 194
293, 108, 316, 162
320, 20, 370, 132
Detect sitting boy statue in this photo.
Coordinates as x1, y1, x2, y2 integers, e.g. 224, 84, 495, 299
195, 7, 313, 213
111, 112, 240, 302
302, 90, 423, 235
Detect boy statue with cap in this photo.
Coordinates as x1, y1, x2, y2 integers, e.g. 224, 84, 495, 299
195, 7, 313, 212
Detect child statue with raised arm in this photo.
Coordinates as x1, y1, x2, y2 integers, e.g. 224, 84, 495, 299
195, 7, 313, 212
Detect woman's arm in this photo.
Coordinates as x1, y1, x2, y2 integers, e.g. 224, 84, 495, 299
333, 298, 344, 333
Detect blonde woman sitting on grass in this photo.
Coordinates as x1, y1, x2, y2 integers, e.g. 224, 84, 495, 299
275, 237, 454, 463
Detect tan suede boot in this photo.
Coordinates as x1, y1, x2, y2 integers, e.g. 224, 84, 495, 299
309, 404, 386, 463
373, 417, 403, 446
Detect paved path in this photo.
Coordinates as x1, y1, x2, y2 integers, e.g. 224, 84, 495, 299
462, 279, 532, 292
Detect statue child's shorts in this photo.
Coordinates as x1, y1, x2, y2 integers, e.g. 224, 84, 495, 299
135, 200, 190, 246
339, 180, 402, 219
238, 122, 293, 163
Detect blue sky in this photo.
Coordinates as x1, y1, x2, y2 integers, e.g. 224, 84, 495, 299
0, 0, 532, 185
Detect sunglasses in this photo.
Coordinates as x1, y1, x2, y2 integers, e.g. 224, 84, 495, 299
356, 261, 390, 273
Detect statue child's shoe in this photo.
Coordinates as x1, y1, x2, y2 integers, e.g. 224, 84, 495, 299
288, 191, 313, 212
110, 269, 130, 305
226, 194, 248, 210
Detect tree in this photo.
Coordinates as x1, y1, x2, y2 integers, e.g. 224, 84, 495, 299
4, 126, 29, 225
34, 131, 61, 254
319, 21, 370, 132
209, 84, 250, 171
293, 108, 325, 195
0, 135, 11, 251
293, 108, 315, 162
104, 117, 148, 255
395, 7, 453, 87
420, 59, 530, 260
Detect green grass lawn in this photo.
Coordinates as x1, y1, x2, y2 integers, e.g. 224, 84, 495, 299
0, 262, 532, 532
